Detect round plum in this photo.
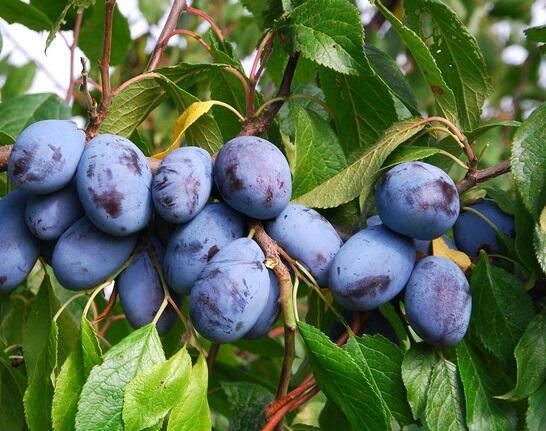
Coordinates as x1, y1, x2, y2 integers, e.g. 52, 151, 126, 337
152, 147, 213, 224
52, 217, 137, 290
453, 199, 515, 257
214, 136, 291, 219
404, 256, 471, 347
189, 238, 270, 343
8, 120, 85, 194
375, 162, 460, 240
164, 203, 245, 295
244, 272, 280, 339
266, 204, 342, 287
76, 134, 152, 236
329, 225, 416, 311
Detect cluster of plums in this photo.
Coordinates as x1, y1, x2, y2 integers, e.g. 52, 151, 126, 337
0, 119, 515, 346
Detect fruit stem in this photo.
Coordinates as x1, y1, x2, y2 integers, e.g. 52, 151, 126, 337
92, 286, 118, 324
207, 343, 220, 374
53, 291, 88, 323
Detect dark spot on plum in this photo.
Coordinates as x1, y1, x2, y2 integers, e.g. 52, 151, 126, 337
235, 321, 243, 331
118, 148, 142, 176
12, 149, 34, 178
0, 276, 6, 286
206, 245, 219, 261
340, 275, 391, 299
88, 186, 124, 218
86, 163, 95, 179
315, 254, 327, 266
153, 176, 170, 192
337, 266, 340, 276
185, 178, 201, 214
160, 195, 175, 208
187, 240, 203, 253
405, 179, 458, 216
105, 168, 113, 180
225, 163, 243, 191
48, 144, 63, 162
263, 186, 274, 206
252, 261, 263, 270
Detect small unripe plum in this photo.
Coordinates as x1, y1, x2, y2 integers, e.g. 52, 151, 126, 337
329, 225, 416, 310
8, 120, 85, 194
404, 256, 471, 347
375, 162, 460, 240
266, 204, 342, 287
152, 147, 213, 224
189, 238, 270, 343
214, 136, 292, 219
244, 272, 280, 339
453, 200, 515, 257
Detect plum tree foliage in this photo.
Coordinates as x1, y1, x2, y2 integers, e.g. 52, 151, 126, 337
0, 1, 544, 430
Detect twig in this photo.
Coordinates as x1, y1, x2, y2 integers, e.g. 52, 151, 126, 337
456, 160, 510, 194
92, 286, 118, 324
66, 13, 83, 103
261, 386, 320, 431
186, 6, 224, 42
425, 116, 476, 167
98, 313, 126, 337
168, 29, 212, 54
248, 31, 275, 117
207, 343, 220, 374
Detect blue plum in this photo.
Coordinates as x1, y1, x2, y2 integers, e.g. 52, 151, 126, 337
164, 203, 245, 295
153, 215, 176, 247
329, 225, 416, 310
117, 238, 177, 335
152, 147, 213, 224
25, 183, 83, 240
414, 236, 457, 254
0, 190, 40, 293
244, 272, 280, 339
366, 215, 382, 227
404, 256, 471, 347
214, 136, 292, 219
52, 217, 137, 290
76, 134, 152, 236
453, 199, 515, 257
8, 120, 86, 194
189, 238, 270, 343
375, 162, 460, 240
266, 204, 342, 287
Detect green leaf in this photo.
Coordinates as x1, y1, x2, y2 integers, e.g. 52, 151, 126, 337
465, 120, 520, 142
2, 62, 37, 101
298, 322, 391, 430
0, 0, 52, 31
123, 347, 192, 431
242, 0, 283, 30
425, 358, 466, 431
75, 325, 165, 431
534, 222, 546, 274
139, 0, 169, 25
292, 105, 346, 197
514, 195, 540, 274
527, 381, 546, 430
456, 340, 517, 430
221, 381, 274, 431
167, 354, 211, 431
281, 0, 364, 75
292, 118, 426, 208
80, 317, 102, 376
470, 255, 535, 362
383, 145, 441, 168
525, 25, 546, 43
401, 343, 438, 420
511, 102, 546, 219
0, 350, 25, 431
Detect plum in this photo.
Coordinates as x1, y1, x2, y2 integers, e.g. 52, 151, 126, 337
0, 190, 40, 293
152, 147, 213, 224
375, 162, 460, 240
404, 256, 471, 347
52, 217, 137, 291
76, 134, 152, 236
117, 238, 177, 335
453, 199, 515, 257
244, 272, 280, 339
8, 120, 86, 194
329, 225, 415, 311
266, 204, 342, 286
164, 203, 245, 295
25, 182, 83, 241
214, 136, 291, 219
366, 215, 382, 227
189, 238, 270, 343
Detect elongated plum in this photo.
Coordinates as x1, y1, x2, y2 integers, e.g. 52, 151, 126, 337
404, 256, 471, 346
244, 272, 280, 339
214, 136, 291, 219
164, 203, 245, 294
189, 238, 270, 343
375, 162, 460, 240
117, 238, 177, 335
453, 200, 515, 257
329, 225, 415, 310
0, 190, 40, 293
52, 217, 137, 290
25, 183, 83, 240
266, 204, 342, 286
76, 134, 152, 236
8, 120, 85, 194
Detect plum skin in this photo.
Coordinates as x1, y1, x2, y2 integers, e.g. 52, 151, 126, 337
329, 225, 416, 311
404, 256, 471, 347
214, 136, 292, 219
266, 204, 342, 287
244, 272, 280, 339
375, 161, 460, 240
453, 199, 515, 257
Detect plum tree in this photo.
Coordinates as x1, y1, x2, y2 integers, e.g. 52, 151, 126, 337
375, 162, 460, 240
453, 199, 515, 257
8, 120, 86, 194
0, 190, 40, 292
329, 225, 416, 310
25, 182, 83, 241
404, 256, 471, 347
189, 238, 270, 343
52, 217, 137, 290
152, 147, 213, 224
76, 134, 152, 236
164, 203, 245, 294
244, 272, 280, 339
214, 136, 292, 219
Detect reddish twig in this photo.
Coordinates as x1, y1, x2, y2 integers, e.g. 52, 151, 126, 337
92, 286, 118, 325
186, 6, 224, 42
247, 31, 275, 117
456, 159, 511, 194
168, 29, 212, 54
98, 313, 126, 337
268, 326, 284, 338
262, 386, 320, 431
66, 13, 83, 103
207, 343, 220, 374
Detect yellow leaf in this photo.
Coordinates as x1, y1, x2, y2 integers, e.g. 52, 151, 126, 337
432, 236, 472, 272
540, 206, 546, 235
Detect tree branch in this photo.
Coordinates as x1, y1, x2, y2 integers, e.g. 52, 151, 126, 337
456, 160, 511, 194
66, 12, 83, 103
